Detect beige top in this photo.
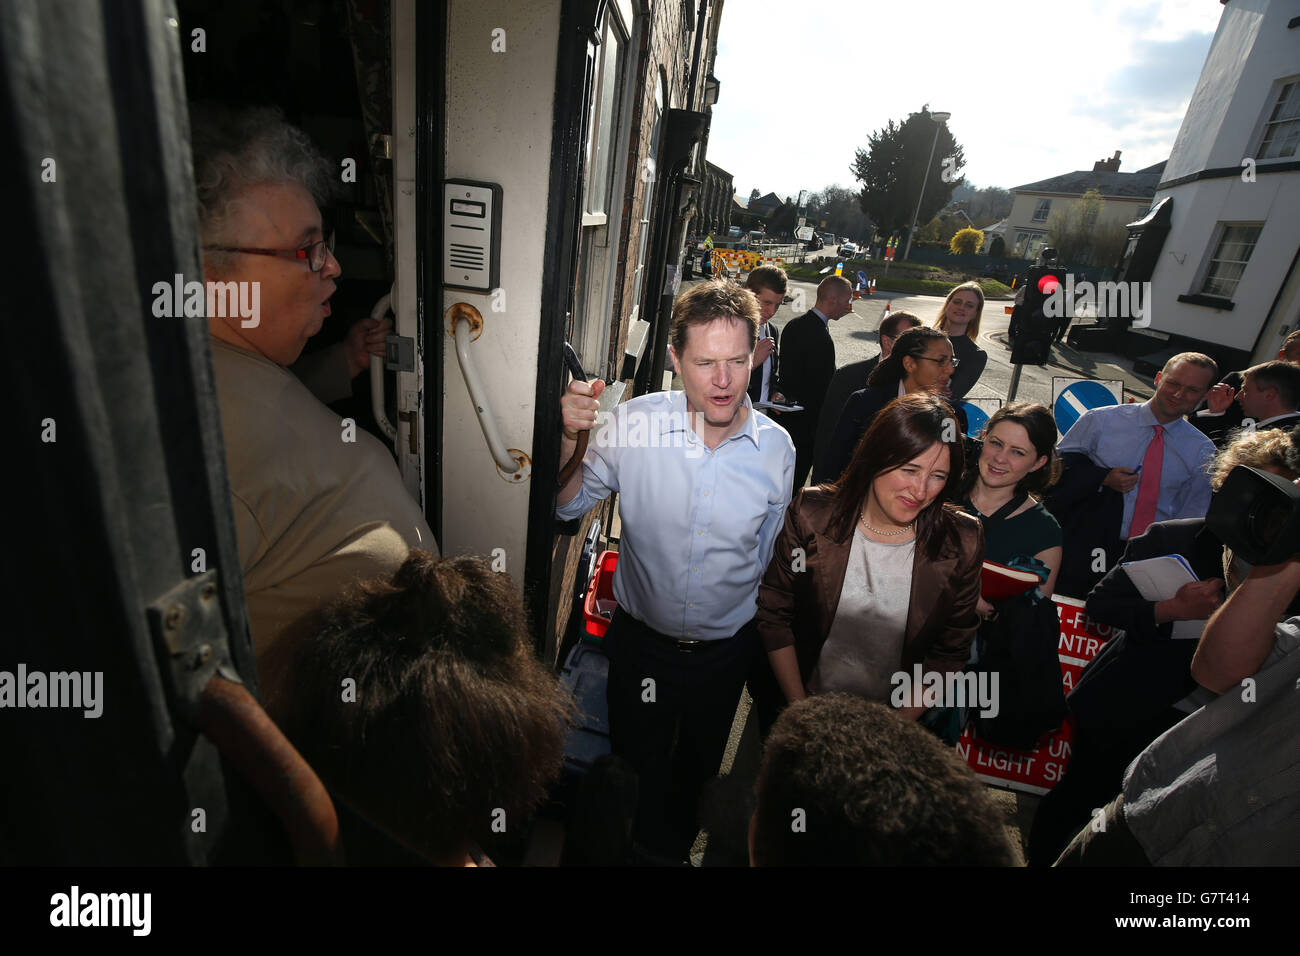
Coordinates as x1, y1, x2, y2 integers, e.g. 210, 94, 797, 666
210, 340, 435, 682
808, 527, 915, 701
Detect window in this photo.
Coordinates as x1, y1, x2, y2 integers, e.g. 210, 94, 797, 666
1201, 223, 1263, 299
1032, 199, 1051, 222
1257, 79, 1300, 161
629, 76, 665, 322
571, 1, 635, 377
1014, 231, 1046, 258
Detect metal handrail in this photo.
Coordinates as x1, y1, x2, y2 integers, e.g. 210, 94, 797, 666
452, 306, 522, 474
368, 288, 399, 442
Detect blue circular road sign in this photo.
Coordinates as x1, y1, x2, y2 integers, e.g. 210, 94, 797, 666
960, 401, 989, 438
1055, 380, 1119, 434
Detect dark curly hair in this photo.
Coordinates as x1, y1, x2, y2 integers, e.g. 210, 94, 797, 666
752, 695, 1017, 866
277, 551, 576, 864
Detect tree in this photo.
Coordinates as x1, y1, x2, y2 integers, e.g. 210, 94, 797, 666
950, 184, 1013, 225
851, 106, 964, 244
1046, 188, 1129, 267
950, 227, 983, 255
804, 185, 873, 242
988, 235, 1007, 258
767, 201, 799, 238
749, 188, 760, 202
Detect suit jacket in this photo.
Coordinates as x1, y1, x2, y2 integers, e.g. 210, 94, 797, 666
813, 357, 877, 482
1190, 370, 1244, 443
814, 384, 969, 485
747, 321, 781, 404
775, 310, 835, 446
1043, 451, 1124, 600
815, 383, 897, 484
756, 487, 984, 686
1069, 519, 1222, 729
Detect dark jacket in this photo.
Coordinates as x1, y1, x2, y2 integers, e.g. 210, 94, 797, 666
756, 487, 984, 685
815, 383, 897, 484
947, 334, 988, 403
1043, 451, 1124, 600
1069, 519, 1223, 729
1190, 370, 1244, 443
815, 384, 969, 485
813, 356, 877, 480
775, 310, 835, 447
747, 321, 780, 404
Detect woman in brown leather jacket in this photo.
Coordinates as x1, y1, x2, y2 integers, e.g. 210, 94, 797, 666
756, 393, 983, 719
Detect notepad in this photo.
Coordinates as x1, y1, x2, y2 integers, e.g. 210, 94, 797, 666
1120, 554, 1204, 640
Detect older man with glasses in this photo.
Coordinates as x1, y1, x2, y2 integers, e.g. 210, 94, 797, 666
193, 105, 435, 716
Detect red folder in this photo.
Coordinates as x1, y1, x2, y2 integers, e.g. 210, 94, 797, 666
981, 560, 1040, 602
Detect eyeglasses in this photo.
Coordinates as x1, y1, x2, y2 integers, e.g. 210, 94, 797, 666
204, 231, 336, 272
915, 355, 960, 369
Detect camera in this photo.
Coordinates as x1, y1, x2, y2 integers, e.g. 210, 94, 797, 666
1205, 465, 1300, 565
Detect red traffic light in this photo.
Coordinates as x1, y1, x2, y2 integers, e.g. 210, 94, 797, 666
1037, 274, 1061, 296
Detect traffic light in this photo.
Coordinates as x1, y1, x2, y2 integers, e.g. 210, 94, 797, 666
1009, 267, 1067, 365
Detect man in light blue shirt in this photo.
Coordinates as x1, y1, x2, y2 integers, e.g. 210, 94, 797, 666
557, 281, 794, 860
1050, 354, 1217, 597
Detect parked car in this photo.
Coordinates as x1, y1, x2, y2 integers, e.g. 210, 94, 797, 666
839, 242, 858, 258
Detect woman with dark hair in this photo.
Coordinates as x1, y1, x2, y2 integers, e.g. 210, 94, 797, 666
756, 393, 983, 716
958, 402, 1063, 615
934, 281, 988, 402
816, 326, 967, 483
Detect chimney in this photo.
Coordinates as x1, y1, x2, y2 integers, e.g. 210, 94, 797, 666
1093, 149, 1122, 173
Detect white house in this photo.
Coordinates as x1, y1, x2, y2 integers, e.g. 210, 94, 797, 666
1135, 0, 1300, 368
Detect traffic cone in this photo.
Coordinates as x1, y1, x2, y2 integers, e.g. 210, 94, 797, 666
884, 300, 890, 314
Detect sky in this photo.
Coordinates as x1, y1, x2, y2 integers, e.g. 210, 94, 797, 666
708, 0, 1224, 210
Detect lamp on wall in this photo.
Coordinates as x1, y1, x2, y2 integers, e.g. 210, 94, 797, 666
703, 74, 720, 108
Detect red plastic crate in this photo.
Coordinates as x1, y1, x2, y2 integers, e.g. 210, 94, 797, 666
582, 550, 619, 641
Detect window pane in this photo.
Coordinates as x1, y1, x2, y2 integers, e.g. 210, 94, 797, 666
1202, 224, 1261, 298
1258, 81, 1300, 159
586, 24, 622, 216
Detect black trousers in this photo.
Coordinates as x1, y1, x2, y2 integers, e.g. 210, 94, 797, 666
604, 609, 754, 860
1026, 707, 1185, 867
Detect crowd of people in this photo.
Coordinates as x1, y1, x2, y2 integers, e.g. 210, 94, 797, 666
197, 106, 1300, 866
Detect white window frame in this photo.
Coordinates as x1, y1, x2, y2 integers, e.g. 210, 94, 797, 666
1032, 198, 1051, 222
629, 74, 665, 324
572, 0, 638, 379
1197, 222, 1264, 300
1254, 75, 1300, 163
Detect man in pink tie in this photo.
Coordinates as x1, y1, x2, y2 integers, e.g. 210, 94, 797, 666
1048, 353, 1218, 597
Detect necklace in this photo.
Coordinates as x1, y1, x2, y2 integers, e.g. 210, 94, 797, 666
859, 510, 914, 537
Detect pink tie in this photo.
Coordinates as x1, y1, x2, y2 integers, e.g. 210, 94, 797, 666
1130, 425, 1164, 537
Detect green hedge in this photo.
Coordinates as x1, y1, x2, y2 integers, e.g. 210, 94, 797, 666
784, 265, 1012, 299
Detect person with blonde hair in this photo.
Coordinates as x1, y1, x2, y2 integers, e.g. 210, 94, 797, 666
932, 281, 987, 401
